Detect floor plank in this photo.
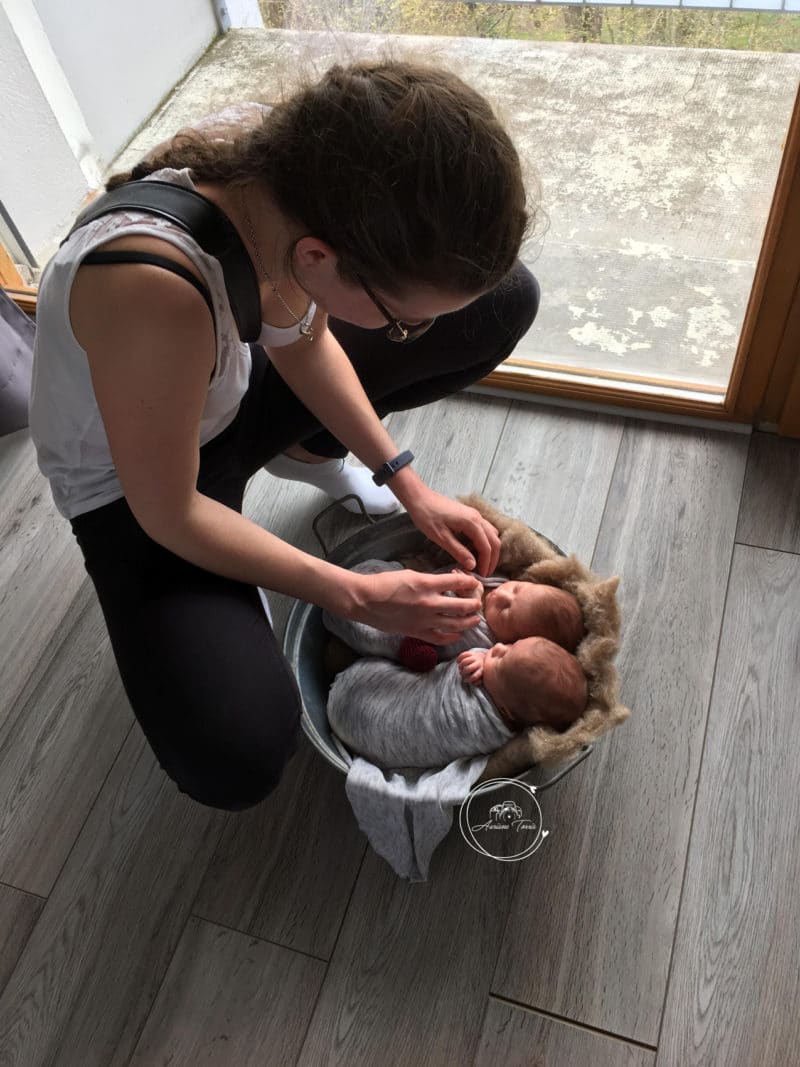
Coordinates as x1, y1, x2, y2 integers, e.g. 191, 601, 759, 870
0, 729, 226, 1066
0, 885, 43, 1003
0, 578, 132, 896
295, 833, 519, 1067
192, 733, 366, 962
492, 422, 749, 1045
0, 431, 88, 717
735, 431, 800, 554
383, 392, 511, 500
128, 916, 327, 1066
473, 999, 655, 1067
657, 546, 800, 1067
0, 429, 37, 530
481, 400, 625, 561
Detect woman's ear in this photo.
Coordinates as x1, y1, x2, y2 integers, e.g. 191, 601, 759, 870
293, 234, 340, 274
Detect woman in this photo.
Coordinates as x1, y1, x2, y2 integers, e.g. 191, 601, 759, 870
28, 59, 541, 811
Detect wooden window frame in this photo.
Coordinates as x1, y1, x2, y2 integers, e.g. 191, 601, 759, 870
0, 243, 37, 316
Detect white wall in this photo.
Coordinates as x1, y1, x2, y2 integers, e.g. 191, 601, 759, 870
0, 3, 88, 265
32, 0, 219, 167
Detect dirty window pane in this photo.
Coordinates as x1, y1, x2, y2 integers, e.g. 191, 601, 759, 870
260, 1, 799, 395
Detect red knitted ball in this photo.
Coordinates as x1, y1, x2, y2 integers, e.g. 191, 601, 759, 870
398, 637, 438, 672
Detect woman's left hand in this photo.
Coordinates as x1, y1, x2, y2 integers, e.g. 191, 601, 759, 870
404, 486, 501, 576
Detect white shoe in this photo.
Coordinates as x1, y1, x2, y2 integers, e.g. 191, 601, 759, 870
263, 452, 400, 515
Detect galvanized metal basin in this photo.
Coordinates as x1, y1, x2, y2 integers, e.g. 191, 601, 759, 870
282, 504, 592, 794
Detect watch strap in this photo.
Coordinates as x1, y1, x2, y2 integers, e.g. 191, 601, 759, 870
372, 450, 415, 486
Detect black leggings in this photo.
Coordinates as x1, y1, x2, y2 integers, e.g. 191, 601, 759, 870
69, 261, 540, 811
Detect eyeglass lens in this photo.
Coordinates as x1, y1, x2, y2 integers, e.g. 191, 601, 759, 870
356, 273, 434, 343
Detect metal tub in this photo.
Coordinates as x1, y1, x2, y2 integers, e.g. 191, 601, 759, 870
282, 497, 592, 796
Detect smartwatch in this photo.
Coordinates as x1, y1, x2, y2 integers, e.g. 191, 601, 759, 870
372, 450, 415, 486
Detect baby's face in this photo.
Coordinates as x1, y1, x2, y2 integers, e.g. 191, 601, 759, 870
479, 641, 529, 715
480, 637, 587, 730
483, 582, 553, 643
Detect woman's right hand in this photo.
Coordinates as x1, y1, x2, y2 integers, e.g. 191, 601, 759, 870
346, 568, 484, 644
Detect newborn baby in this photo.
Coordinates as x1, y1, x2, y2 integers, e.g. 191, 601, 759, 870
456, 638, 587, 730
325, 633, 588, 769
323, 558, 585, 663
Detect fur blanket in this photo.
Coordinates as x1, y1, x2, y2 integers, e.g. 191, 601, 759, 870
323, 493, 631, 777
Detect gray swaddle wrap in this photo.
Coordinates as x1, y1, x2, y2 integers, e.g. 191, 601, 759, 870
327, 656, 512, 768
322, 560, 514, 882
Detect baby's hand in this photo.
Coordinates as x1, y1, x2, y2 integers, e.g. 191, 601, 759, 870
457, 649, 486, 685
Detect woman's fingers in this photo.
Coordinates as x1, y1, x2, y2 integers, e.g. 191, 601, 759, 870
427, 605, 482, 626
444, 517, 501, 577
356, 565, 486, 640
429, 570, 482, 600
483, 519, 501, 575
471, 524, 493, 577
471, 518, 500, 576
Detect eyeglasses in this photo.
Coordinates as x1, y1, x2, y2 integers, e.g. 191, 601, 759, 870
355, 273, 436, 343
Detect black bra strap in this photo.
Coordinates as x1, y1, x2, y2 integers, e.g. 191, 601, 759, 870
80, 250, 216, 327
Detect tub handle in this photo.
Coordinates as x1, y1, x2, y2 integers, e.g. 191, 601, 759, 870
311, 495, 378, 558
530, 744, 593, 793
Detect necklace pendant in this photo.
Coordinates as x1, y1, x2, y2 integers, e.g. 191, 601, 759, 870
299, 321, 314, 341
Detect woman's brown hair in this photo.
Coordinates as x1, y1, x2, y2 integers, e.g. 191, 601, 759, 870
105, 57, 538, 298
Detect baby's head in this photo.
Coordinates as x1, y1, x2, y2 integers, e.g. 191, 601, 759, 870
483, 581, 584, 651
481, 636, 588, 732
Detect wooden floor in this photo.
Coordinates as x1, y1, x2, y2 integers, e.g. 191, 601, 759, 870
1, 393, 799, 1066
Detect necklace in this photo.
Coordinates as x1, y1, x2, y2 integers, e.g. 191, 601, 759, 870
239, 187, 315, 342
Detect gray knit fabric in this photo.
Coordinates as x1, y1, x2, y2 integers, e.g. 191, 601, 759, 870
327, 656, 513, 768
340, 753, 498, 883
322, 559, 515, 882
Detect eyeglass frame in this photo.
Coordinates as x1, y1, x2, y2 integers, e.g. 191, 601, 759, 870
354, 272, 436, 343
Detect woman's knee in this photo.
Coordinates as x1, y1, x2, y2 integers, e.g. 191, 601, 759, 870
166, 702, 303, 813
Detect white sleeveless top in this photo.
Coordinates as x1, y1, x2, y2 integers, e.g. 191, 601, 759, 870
29, 166, 247, 521
29, 109, 315, 521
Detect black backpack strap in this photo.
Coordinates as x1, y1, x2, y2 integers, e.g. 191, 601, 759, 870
61, 181, 261, 341
80, 250, 216, 327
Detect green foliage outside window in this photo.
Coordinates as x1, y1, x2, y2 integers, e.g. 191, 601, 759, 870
260, 0, 800, 53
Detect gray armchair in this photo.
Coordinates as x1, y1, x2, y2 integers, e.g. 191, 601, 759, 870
0, 287, 34, 436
